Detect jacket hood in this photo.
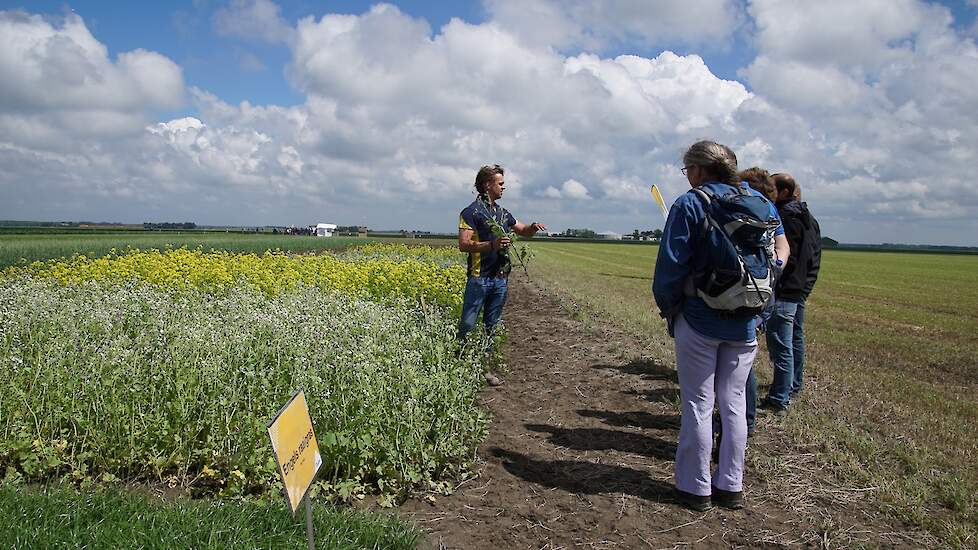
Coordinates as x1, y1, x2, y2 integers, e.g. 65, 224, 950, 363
779, 200, 808, 216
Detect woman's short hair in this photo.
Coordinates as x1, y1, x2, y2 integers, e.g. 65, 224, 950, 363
683, 140, 738, 185
739, 166, 775, 200
475, 164, 504, 196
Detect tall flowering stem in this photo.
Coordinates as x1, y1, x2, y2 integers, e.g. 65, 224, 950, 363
478, 198, 534, 278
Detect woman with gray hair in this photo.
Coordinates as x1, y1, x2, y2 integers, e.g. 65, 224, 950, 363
652, 140, 769, 511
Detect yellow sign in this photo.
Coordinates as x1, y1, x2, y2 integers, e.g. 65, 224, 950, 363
267, 390, 322, 513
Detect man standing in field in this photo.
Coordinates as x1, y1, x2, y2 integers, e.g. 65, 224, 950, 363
761, 174, 821, 414
795, 183, 822, 306
458, 164, 546, 386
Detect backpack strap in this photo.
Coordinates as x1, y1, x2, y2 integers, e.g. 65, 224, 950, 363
684, 188, 720, 298
689, 188, 713, 239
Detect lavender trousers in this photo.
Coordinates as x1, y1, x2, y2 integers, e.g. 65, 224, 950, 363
674, 315, 757, 496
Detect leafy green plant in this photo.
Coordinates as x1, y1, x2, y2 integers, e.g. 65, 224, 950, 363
477, 198, 535, 277
0, 267, 487, 503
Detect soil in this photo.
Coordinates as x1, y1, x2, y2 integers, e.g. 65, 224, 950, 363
399, 277, 915, 549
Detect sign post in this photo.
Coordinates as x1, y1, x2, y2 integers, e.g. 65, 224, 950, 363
304, 494, 315, 550
267, 389, 323, 549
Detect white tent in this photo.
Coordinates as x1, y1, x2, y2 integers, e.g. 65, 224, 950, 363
315, 223, 337, 237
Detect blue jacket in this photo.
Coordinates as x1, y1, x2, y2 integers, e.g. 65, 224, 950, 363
652, 181, 779, 342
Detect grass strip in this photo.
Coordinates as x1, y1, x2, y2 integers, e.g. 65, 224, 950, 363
0, 484, 420, 549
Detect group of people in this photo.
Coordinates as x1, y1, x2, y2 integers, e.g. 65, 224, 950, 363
453, 140, 821, 511
653, 140, 822, 511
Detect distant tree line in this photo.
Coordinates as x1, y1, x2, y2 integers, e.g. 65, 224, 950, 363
335, 225, 369, 235
561, 228, 598, 238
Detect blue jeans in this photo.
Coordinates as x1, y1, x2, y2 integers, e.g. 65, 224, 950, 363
764, 299, 803, 408
457, 276, 509, 351
791, 301, 806, 396
746, 367, 757, 431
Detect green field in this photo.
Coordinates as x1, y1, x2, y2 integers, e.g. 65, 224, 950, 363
0, 232, 372, 268
528, 241, 978, 548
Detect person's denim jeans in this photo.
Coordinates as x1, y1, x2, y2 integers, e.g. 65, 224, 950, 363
791, 300, 806, 396
457, 276, 509, 352
764, 299, 802, 409
745, 367, 757, 431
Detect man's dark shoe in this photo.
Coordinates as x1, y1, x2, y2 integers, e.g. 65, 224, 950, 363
484, 372, 505, 387
711, 486, 744, 510
758, 399, 788, 417
674, 488, 712, 512
747, 424, 756, 438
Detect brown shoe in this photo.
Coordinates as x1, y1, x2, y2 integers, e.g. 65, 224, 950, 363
484, 372, 505, 387
711, 486, 744, 510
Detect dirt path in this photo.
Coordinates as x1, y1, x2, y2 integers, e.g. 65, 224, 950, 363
400, 277, 911, 549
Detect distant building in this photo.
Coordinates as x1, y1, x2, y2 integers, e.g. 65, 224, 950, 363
315, 223, 338, 237
596, 231, 622, 240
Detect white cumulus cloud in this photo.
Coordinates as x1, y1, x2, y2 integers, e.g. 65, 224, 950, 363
212, 0, 294, 44
2, 2, 978, 244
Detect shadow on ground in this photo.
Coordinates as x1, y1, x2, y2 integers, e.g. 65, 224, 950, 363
490, 448, 674, 502
577, 409, 681, 431
524, 424, 677, 460
622, 387, 681, 404
591, 357, 678, 382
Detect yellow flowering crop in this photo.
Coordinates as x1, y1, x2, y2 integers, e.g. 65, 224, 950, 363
4, 246, 466, 313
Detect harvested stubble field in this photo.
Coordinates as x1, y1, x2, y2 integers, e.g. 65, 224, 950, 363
522, 241, 977, 548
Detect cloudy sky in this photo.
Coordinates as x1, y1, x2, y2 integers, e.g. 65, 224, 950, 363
2, 1, 978, 245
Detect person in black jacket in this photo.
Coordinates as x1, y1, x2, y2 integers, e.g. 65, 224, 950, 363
760, 174, 821, 413
796, 184, 822, 301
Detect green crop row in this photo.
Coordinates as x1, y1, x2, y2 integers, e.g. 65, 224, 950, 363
0, 277, 488, 504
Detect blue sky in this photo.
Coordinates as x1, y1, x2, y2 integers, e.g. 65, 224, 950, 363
2, 1, 978, 244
